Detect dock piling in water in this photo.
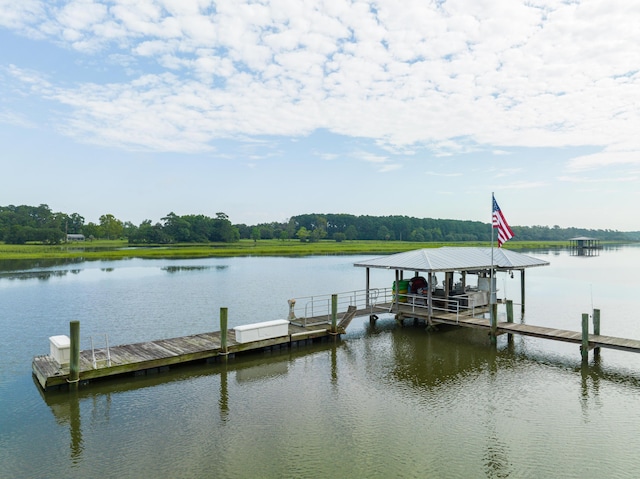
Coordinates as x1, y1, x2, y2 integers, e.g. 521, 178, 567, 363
581, 313, 589, 361
220, 307, 228, 358
506, 299, 514, 344
69, 321, 80, 390
490, 303, 498, 345
330, 294, 338, 334
593, 308, 601, 358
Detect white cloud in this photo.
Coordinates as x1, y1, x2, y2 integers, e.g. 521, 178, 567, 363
0, 109, 37, 128
424, 171, 463, 177
558, 174, 638, 183
1, 0, 640, 161
566, 150, 640, 171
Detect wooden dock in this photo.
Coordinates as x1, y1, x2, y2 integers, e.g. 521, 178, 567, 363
34, 295, 640, 392
33, 323, 334, 391
390, 303, 640, 354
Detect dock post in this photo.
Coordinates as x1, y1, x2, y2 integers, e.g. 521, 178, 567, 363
520, 270, 526, 313
593, 308, 601, 358
330, 294, 338, 335
490, 303, 498, 345
220, 307, 228, 359
69, 320, 80, 390
506, 299, 514, 344
581, 313, 589, 361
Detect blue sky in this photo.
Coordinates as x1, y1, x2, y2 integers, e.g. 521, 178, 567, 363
1, 1, 638, 231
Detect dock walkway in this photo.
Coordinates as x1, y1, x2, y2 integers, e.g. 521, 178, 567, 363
390, 303, 640, 353
33, 323, 332, 391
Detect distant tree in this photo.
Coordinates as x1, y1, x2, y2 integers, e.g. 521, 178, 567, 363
377, 225, 392, 241
99, 214, 124, 240
162, 212, 191, 242
4, 225, 64, 244
83, 222, 100, 239
122, 221, 137, 239
333, 232, 346, 242
345, 225, 358, 240
128, 219, 170, 244
251, 227, 261, 243
279, 229, 289, 241
296, 226, 310, 242
212, 212, 239, 242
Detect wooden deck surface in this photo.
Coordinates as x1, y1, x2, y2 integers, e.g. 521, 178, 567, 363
33, 323, 332, 391
392, 303, 640, 353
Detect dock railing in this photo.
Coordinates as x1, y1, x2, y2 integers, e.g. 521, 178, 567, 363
88, 334, 112, 369
291, 288, 393, 327
401, 291, 484, 323
291, 289, 487, 327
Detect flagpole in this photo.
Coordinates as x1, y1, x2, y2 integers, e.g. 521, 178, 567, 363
490, 192, 495, 302
490, 192, 497, 344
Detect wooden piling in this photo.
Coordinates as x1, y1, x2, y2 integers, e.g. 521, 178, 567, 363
506, 300, 514, 323
593, 308, 601, 357
69, 320, 80, 389
220, 307, 228, 357
506, 299, 514, 344
490, 303, 498, 345
330, 294, 338, 334
581, 313, 589, 361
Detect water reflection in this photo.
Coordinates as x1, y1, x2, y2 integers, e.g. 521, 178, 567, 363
0, 269, 79, 281
161, 265, 227, 273
385, 324, 494, 388
219, 365, 229, 423
38, 339, 345, 464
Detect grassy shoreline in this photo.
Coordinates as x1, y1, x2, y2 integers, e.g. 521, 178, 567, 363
0, 239, 586, 261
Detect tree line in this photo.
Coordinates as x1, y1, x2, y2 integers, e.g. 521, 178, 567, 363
244, 213, 637, 243
0, 204, 636, 245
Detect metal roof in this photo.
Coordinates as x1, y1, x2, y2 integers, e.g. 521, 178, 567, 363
353, 247, 549, 273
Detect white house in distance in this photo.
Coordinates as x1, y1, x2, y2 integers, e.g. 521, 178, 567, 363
66, 234, 85, 242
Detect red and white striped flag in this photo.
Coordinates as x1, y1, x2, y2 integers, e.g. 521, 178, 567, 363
492, 195, 514, 247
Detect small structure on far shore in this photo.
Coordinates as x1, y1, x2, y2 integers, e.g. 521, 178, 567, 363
569, 236, 601, 256
66, 234, 85, 242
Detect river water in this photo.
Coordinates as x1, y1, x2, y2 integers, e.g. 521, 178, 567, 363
1, 246, 640, 478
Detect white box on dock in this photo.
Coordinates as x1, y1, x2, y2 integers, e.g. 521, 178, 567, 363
49, 335, 71, 366
234, 319, 290, 344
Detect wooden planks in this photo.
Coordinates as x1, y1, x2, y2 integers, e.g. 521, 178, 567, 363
394, 303, 640, 354
33, 323, 333, 391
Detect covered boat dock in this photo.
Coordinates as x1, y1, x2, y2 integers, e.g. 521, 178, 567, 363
353, 247, 550, 329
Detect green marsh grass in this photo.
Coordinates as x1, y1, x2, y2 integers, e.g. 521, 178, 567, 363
0, 239, 574, 261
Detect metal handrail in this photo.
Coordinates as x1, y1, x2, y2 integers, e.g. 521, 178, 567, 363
401, 291, 485, 323
291, 288, 486, 327
89, 333, 112, 369
292, 288, 389, 327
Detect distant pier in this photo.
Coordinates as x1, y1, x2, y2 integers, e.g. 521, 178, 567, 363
569, 236, 601, 256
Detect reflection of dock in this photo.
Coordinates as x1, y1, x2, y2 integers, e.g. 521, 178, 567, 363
33, 323, 334, 391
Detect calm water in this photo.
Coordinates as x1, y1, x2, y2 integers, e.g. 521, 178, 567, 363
1, 247, 640, 478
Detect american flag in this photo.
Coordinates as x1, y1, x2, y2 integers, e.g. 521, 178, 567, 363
492, 195, 514, 247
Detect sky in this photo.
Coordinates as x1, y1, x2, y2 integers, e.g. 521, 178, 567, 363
0, 0, 639, 231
